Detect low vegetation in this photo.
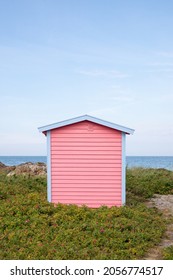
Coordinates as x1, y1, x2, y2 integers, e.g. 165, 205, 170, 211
163, 246, 173, 260
126, 167, 173, 205
0, 167, 173, 259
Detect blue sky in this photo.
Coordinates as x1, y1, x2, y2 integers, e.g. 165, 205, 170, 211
1, 0, 173, 156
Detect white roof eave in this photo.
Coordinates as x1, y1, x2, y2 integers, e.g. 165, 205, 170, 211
38, 115, 135, 135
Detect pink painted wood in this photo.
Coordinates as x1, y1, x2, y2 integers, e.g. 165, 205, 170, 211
50, 120, 122, 207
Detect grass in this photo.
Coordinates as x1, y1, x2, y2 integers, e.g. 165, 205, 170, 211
163, 246, 173, 260
0, 167, 173, 259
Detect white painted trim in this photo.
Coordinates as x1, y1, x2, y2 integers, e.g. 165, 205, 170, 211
38, 115, 135, 135
47, 131, 51, 202
122, 133, 126, 205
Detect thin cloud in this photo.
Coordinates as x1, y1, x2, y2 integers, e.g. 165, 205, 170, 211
110, 95, 133, 102
78, 69, 129, 78
156, 51, 173, 58
148, 62, 173, 66
111, 85, 121, 89
89, 107, 119, 116
146, 68, 173, 73
147, 60, 173, 72
101, 89, 136, 104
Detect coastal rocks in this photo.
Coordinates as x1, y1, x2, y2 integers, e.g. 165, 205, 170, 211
6, 162, 47, 177
0, 162, 7, 169
0, 162, 15, 173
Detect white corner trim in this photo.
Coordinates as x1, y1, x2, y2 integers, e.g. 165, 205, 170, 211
47, 131, 51, 202
122, 133, 126, 205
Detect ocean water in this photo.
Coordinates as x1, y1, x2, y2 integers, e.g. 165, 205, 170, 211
126, 156, 173, 171
0, 156, 173, 171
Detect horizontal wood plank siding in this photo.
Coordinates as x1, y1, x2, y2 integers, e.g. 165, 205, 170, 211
51, 120, 122, 207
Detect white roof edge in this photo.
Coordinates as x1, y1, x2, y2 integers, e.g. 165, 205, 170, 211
38, 114, 135, 134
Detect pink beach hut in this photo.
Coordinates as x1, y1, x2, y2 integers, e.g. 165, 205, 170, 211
38, 115, 134, 208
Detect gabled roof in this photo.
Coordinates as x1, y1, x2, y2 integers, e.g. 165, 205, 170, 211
38, 115, 134, 135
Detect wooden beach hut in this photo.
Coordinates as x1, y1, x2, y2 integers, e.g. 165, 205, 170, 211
38, 115, 134, 207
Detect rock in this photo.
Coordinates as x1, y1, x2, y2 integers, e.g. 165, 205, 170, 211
149, 194, 173, 215
7, 162, 47, 177
0, 162, 7, 168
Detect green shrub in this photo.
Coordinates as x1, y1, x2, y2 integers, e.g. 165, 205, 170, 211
0, 170, 170, 260
163, 246, 173, 260
126, 168, 173, 205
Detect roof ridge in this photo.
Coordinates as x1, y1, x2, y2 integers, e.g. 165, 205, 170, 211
38, 115, 135, 135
